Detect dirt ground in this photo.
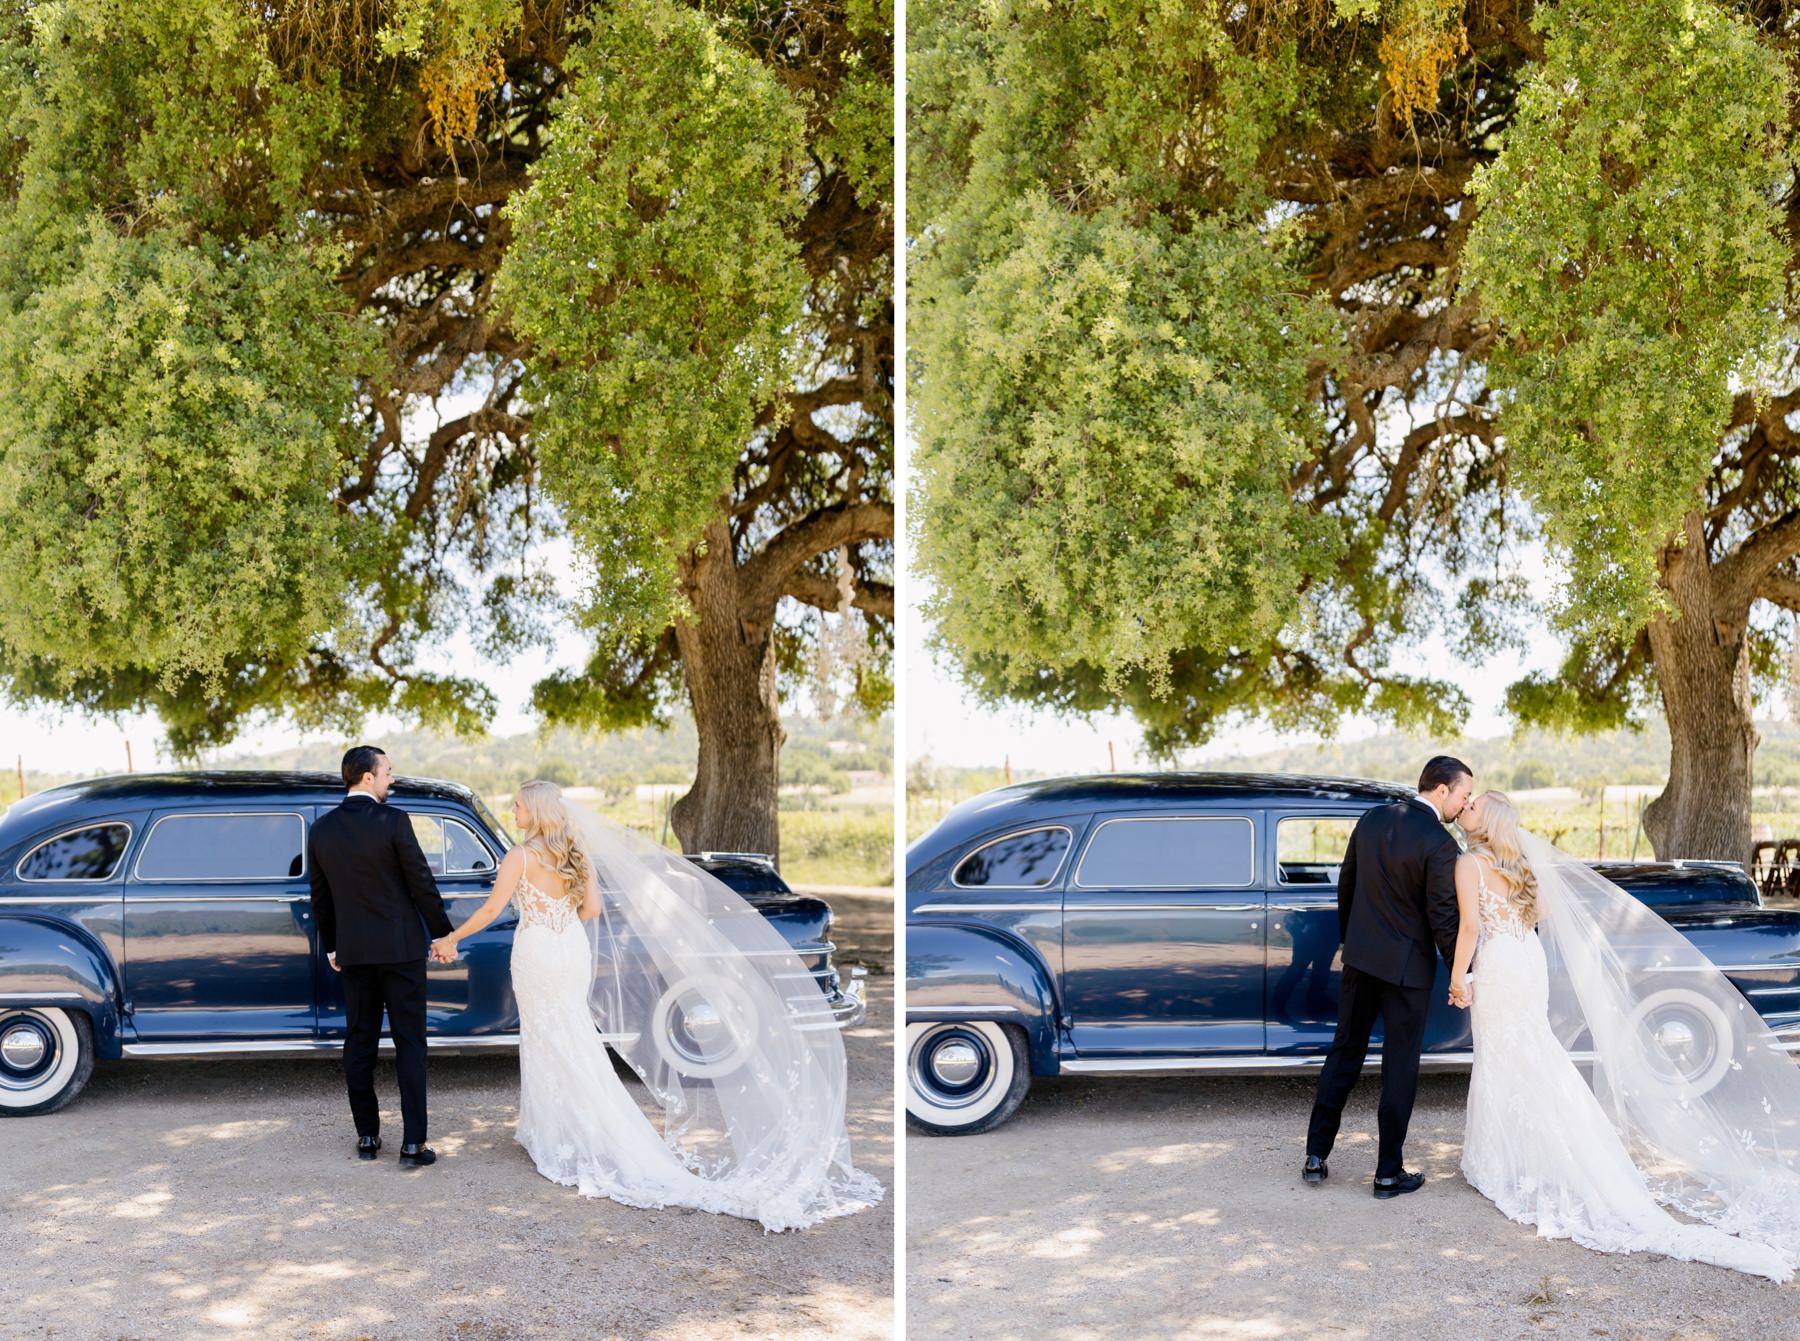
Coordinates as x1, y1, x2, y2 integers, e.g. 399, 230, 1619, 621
0, 892, 895, 1341
906, 1070, 1799, 1341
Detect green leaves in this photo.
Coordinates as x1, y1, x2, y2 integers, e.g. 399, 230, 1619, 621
913, 195, 1336, 696
0, 224, 376, 694
497, 0, 808, 636
1461, 0, 1789, 638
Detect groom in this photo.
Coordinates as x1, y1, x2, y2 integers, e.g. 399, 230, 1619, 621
1301, 755, 1472, 1198
309, 745, 455, 1168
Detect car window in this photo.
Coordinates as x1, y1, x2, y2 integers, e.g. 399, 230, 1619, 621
18, 823, 131, 881
1277, 817, 1357, 886
696, 862, 791, 896
135, 814, 305, 881
444, 818, 495, 873
953, 826, 1073, 888
1074, 816, 1254, 889
409, 814, 495, 875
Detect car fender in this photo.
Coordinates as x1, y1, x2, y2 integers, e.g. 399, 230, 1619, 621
905, 920, 1061, 1075
0, 913, 123, 1057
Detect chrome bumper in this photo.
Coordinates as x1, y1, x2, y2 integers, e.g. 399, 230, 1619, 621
831, 966, 869, 1028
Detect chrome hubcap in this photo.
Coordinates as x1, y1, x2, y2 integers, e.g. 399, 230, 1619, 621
683, 1002, 724, 1044
910, 1024, 999, 1113
930, 1040, 981, 1087
0, 1011, 59, 1089
1655, 1019, 1696, 1052
1, 1023, 46, 1070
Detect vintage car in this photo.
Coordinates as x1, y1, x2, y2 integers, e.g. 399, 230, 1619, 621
905, 773, 1800, 1134
0, 771, 866, 1115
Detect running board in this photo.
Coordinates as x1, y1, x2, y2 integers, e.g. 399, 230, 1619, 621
122, 1033, 632, 1059
1058, 1051, 1476, 1077
1060, 1041, 1800, 1076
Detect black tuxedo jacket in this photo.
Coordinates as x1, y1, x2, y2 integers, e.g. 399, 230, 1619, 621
1336, 798, 1461, 989
309, 795, 453, 966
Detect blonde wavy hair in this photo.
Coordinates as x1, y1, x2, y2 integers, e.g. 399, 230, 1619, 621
515, 779, 591, 908
1463, 789, 1538, 926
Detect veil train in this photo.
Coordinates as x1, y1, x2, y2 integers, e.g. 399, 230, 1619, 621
1526, 830, 1800, 1261
567, 802, 884, 1231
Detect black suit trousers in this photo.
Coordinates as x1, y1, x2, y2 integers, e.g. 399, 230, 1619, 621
340, 960, 429, 1146
1305, 963, 1430, 1178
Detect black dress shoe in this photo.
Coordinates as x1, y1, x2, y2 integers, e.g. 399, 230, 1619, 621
1301, 1155, 1328, 1185
397, 1143, 437, 1168
1372, 1170, 1425, 1199
356, 1135, 382, 1161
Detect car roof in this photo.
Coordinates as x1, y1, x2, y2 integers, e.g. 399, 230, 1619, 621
913, 771, 1414, 862
974, 772, 1413, 806
1, 770, 480, 834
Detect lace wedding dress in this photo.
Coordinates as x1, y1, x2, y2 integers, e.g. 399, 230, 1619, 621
507, 812, 883, 1231
1462, 857, 1797, 1281
511, 870, 763, 1218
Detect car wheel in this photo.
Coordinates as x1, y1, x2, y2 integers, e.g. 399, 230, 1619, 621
906, 1020, 1030, 1135
650, 976, 758, 1079
1629, 986, 1738, 1095
0, 1007, 94, 1116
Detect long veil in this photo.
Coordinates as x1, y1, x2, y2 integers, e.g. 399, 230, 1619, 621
1525, 830, 1800, 1258
566, 801, 884, 1231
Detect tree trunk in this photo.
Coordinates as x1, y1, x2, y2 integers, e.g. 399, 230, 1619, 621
668, 519, 787, 861
1641, 521, 1759, 866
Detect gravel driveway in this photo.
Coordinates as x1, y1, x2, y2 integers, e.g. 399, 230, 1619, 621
907, 1071, 1796, 1341
0, 893, 894, 1341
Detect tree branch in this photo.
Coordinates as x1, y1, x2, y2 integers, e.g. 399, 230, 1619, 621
1716, 510, 1800, 613
784, 573, 895, 621
740, 500, 895, 617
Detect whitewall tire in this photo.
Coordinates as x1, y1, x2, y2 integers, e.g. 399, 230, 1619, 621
906, 1020, 1031, 1135
0, 1007, 94, 1116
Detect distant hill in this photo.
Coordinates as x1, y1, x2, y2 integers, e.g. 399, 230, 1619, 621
6, 712, 892, 804
914, 719, 1800, 795
1196, 720, 1800, 793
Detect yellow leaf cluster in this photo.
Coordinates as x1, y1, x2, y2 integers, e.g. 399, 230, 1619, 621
1376, 0, 1467, 128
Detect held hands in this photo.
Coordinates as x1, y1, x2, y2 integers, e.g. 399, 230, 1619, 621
1448, 977, 1472, 1009
429, 936, 459, 964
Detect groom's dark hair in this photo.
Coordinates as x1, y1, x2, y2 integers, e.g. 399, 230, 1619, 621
1418, 755, 1472, 793
342, 745, 386, 790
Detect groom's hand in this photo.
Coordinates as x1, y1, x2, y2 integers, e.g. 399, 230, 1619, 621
1448, 981, 1471, 1008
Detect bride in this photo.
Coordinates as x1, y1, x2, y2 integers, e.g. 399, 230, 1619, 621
431, 779, 883, 1231
1450, 789, 1800, 1281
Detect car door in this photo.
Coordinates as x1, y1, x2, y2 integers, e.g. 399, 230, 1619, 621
123, 809, 316, 1041
1264, 811, 1358, 1054
414, 809, 517, 1035
1060, 810, 1266, 1056
1265, 805, 1472, 1057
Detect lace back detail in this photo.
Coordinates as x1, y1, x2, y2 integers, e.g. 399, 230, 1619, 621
1477, 865, 1531, 942
514, 868, 579, 933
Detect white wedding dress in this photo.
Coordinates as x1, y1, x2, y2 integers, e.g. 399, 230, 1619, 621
510, 868, 765, 1219
1461, 857, 1798, 1281
505, 811, 883, 1232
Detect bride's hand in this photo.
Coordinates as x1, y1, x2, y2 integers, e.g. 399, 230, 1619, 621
430, 936, 458, 963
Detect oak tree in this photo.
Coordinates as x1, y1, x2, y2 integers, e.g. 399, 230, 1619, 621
910, 0, 1796, 862
0, 0, 892, 858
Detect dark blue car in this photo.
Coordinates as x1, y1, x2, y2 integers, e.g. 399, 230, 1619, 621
905, 773, 1800, 1133
0, 771, 866, 1115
